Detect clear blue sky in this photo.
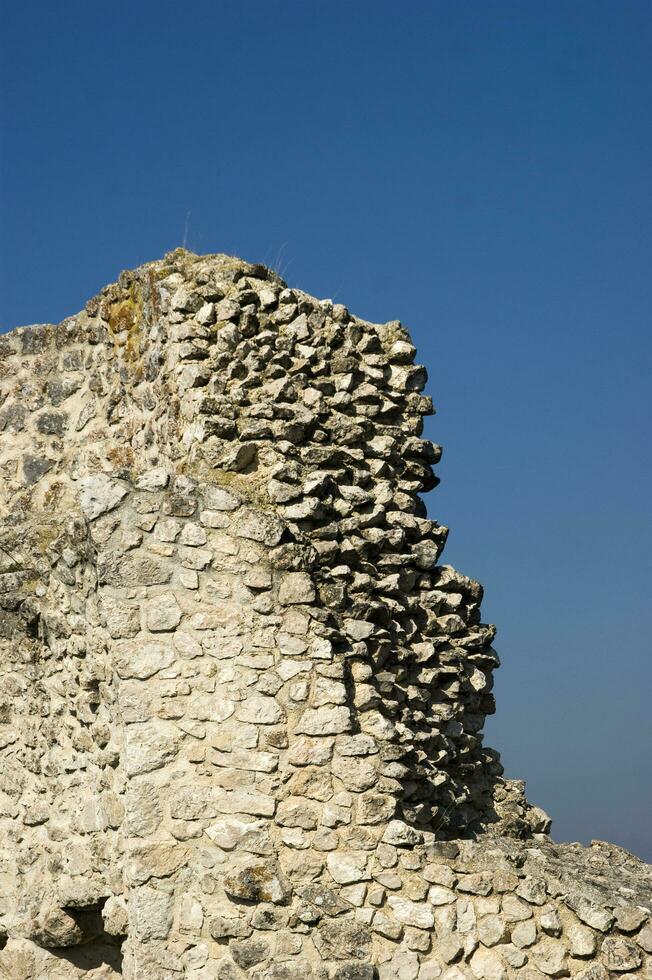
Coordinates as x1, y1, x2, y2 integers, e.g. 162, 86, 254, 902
1, 1, 651, 859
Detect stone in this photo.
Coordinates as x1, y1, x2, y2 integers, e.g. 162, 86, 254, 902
206, 816, 264, 849
103, 598, 141, 638
235, 508, 284, 545
30, 907, 84, 948
636, 921, 652, 952
574, 965, 609, 980
127, 842, 190, 885
78, 473, 128, 520
565, 894, 615, 932
224, 862, 292, 904
477, 914, 509, 947
136, 467, 169, 490
614, 905, 648, 933
279, 571, 316, 604
438, 934, 464, 963
502, 894, 534, 922
419, 965, 444, 980
530, 938, 568, 977
276, 797, 319, 830
516, 877, 547, 905
124, 722, 180, 775
22, 453, 53, 484
116, 640, 175, 679
203, 485, 240, 510
236, 696, 285, 725
428, 886, 456, 906
125, 781, 164, 836
180, 522, 208, 546
129, 886, 174, 940
102, 896, 129, 936
539, 908, 562, 936
230, 937, 270, 969
326, 852, 370, 885
568, 923, 597, 956
217, 789, 276, 817
601, 936, 642, 972
36, 411, 67, 435
387, 896, 435, 930
297, 706, 352, 735
499, 944, 527, 968
333, 965, 375, 980
469, 947, 506, 980
383, 820, 424, 847
457, 872, 492, 896
210, 916, 252, 940
512, 918, 538, 948
314, 918, 371, 961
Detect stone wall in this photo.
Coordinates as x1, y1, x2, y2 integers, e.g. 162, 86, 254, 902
0, 250, 649, 979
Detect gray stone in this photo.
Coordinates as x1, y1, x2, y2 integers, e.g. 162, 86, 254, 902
235, 507, 284, 545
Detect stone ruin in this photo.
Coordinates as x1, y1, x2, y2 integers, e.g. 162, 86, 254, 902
0, 249, 649, 980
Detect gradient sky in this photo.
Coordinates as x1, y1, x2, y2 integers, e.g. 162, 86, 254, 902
1, 1, 651, 859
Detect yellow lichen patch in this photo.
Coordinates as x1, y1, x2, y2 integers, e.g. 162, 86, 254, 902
183, 457, 270, 508
376, 319, 410, 355
105, 282, 144, 364
106, 444, 136, 476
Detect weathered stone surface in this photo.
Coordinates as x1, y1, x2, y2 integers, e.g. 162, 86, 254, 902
129, 886, 174, 941
30, 907, 84, 948
79, 474, 128, 520
297, 706, 352, 735
601, 936, 643, 972
326, 852, 370, 885
223, 862, 292, 904
116, 640, 175, 679
569, 923, 597, 957
387, 896, 435, 929
145, 593, 183, 631
0, 250, 649, 980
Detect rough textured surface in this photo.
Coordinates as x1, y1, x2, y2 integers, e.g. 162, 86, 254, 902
0, 249, 649, 979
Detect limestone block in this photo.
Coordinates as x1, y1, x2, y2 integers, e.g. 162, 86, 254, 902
326, 852, 370, 885
116, 640, 175, 678
78, 474, 127, 520
124, 722, 181, 775
278, 571, 316, 605
568, 923, 597, 957
601, 936, 643, 972
387, 896, 435, 930
530, 937, 569, 976
297, 706, 352, 736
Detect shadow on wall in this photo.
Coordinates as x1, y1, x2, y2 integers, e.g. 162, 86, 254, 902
49, 909, 124, 974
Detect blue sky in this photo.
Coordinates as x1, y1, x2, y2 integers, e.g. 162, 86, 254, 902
1, 1, 651, 858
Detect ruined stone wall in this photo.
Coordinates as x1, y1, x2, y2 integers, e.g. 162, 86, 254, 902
0, 251, 649, 979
